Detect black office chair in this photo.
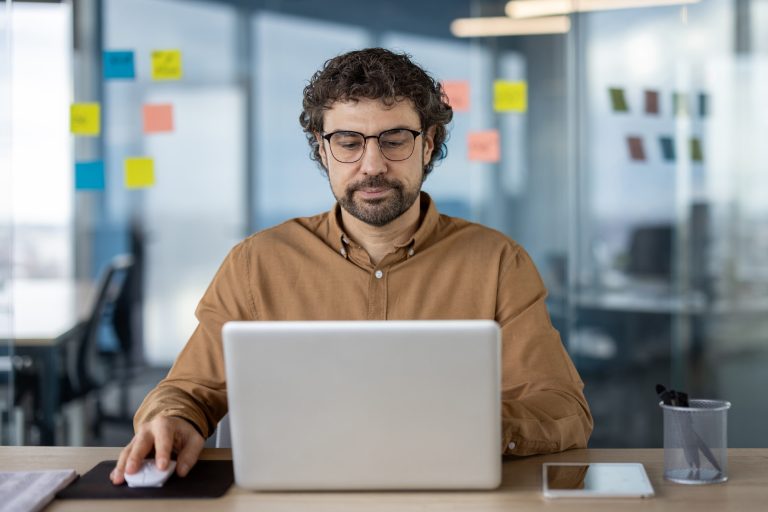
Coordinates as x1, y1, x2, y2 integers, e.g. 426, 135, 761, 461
59, 255, 134, 403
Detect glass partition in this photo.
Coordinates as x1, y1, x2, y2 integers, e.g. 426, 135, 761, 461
4, 0, 768, 449
0, 0, 12, 445
564, 0, 768, 447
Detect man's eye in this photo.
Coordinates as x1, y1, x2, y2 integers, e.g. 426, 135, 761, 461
381, 140, 405, 148
338, 141, 362, 150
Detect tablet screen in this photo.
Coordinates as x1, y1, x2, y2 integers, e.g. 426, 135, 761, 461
543, 463, 654, 498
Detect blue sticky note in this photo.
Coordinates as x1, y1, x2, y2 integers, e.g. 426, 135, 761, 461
103, 50, 135, 80
75, 161, 105, 190
659, 136, 676, 162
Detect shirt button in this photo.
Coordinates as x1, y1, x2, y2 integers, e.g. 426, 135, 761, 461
407, 248, 415, 256
508, 441, 516, 450
340, 247, 347, 257
374, 270, 384, 279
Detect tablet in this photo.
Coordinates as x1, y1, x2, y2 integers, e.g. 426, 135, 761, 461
542, 463, 655, 499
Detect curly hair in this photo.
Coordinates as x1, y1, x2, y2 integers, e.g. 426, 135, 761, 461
299, 48, 453, 177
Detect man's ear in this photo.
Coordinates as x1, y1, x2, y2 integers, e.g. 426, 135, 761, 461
422, 125, 437, 163
315, 132, 329, 170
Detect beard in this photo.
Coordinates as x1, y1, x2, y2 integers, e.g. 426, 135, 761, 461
335, 174, 422, 227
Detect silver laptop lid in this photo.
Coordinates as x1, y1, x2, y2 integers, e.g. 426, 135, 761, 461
222, 320, 501, 491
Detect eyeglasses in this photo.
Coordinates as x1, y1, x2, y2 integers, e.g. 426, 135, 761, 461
322, 128, 423, 163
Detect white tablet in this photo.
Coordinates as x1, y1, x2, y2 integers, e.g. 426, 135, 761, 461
542, 463, 655, 499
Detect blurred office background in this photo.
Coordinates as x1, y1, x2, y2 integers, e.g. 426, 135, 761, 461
1, 0, 767, 448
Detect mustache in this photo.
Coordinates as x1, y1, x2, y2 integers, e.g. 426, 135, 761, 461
347, 176, 402, 193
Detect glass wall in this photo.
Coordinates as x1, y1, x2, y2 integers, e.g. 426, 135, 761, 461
0, 0, 12, 444
4, 0, 768, 448
578, 0, 768, 448
103, 0, 246, 364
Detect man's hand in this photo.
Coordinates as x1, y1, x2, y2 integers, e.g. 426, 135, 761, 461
110, 416, 205, 485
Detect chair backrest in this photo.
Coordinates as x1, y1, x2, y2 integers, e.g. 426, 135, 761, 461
215, 413, 231, 448
72, 254, 134, 396
112, 221, 145, 366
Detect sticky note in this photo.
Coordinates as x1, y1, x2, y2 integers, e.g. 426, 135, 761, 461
75, 161, 105, 190
645, 90, 659, 115
151, 49, 182, 80
659, 136, 676, 162
103, 50, 135, 79
690, 138, 704, 162
627, 136, 646, 161
698, 93, 708, 117
442, 80, 470, 112
609, 88, 628, 112
673, 92, 689, 117
124, 157, 155, 189
70, 103, 101, 136
143, 104, 174, 133
468, 130, 500, 163
493, 80, 527, 113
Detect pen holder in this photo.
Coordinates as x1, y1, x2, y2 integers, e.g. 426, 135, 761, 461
660, 399, 731, 484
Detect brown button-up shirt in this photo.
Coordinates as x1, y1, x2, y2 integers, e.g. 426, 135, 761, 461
134, 192, 593, 456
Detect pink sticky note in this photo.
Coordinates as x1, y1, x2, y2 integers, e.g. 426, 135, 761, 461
442, 80, 470, 112
468, 130, 500, 163
143, 104, 174, 133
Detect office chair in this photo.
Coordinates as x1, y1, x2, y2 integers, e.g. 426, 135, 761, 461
215, 413, 231, 448
58, 254, 134, 440
91, 222, 150, 440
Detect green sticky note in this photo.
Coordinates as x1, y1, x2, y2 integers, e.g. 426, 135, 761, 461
673, 92, 689, 117
690, 138, 703, 162
609, 88, 628, 112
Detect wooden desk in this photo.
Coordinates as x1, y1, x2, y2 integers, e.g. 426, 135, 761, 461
1, 447, 766, 511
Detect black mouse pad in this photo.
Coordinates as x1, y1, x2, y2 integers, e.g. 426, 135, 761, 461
56, 460, 234, 499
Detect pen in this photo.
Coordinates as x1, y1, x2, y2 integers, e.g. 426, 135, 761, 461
656, 384, 722, 476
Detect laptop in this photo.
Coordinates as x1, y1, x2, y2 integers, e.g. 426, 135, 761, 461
222, 320, 501, 491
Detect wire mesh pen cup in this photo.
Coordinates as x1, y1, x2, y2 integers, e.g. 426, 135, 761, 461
660, 399, 731, 484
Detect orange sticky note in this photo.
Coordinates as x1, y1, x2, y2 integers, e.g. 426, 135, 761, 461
143, 104, 174, 133
468, 130, 500, 163
442, 80, 470, 112
124, 157, 155, 189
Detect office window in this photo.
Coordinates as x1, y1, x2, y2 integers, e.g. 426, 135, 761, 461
5, 2, 73, 280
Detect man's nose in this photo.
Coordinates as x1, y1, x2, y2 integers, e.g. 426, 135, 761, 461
359, 138, 387, 175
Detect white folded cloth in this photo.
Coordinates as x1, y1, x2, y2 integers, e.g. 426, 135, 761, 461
0, 470, 77, 512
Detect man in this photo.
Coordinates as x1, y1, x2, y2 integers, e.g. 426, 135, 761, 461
111, 48, 592, 485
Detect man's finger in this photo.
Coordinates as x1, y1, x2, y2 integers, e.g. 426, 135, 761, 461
152, 421, 174, 471
125, 429, 155, 474
175, 430, 205, 477
111, 441, 134, 485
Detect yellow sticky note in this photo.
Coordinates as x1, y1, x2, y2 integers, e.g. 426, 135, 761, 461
124, 157, 155, 189
70, 103, 101, 136
151, 49, 182, 80
494, 80, 527, 113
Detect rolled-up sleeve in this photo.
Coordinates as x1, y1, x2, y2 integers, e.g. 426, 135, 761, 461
496, 244, 593, 456
133, 241, 256, 439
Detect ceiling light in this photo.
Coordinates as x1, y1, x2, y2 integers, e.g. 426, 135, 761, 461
450, 16, 571, 37
506, 0, 700, 19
